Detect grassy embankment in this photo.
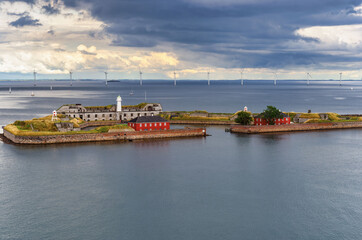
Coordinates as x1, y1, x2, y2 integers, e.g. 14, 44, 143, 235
161, 110, 234, 122
4, 115, 132, 136
285, 112, 362, 123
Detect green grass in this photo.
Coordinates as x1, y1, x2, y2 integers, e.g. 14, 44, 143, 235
299, 113, 321, 119
122, 102, 150, 109
85, 105, 113, 109
5, 123, 133, 136
171, 116, 232, 122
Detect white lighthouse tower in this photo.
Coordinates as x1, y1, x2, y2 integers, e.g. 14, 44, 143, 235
116, 95, 122, 120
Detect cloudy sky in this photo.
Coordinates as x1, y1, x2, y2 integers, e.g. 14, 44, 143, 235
0, 0, 361, 80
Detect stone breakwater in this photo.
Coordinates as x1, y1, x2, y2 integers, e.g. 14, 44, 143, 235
230, 122, 362, 134
3, 128, 206, 145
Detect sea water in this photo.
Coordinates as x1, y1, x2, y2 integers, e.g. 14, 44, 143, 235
0, 80, 362, 240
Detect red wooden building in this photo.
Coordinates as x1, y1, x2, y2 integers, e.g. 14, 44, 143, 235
254, 114, 291, 126
128, 116, 170, 131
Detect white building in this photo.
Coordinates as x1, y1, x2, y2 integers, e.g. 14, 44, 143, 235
57, 96, 163, 122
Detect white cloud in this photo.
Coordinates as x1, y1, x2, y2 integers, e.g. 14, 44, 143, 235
296, 24, 362, 50
0, 1, 181, 75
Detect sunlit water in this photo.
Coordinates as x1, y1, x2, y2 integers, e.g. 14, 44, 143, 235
1, 80, 362, 240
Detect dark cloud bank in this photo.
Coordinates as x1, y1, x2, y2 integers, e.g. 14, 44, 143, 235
9, 15, 42, 27
10, 0, 362, 69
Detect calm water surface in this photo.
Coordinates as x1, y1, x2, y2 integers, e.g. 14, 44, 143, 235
0, 80, 362, 239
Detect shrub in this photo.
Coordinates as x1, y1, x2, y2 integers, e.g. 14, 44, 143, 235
262, 106, 284, 125
235, 111, 252, 125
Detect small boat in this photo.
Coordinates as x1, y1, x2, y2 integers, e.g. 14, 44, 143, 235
129, 90, 134, 96
9, 87, 11, 94
50, 86, 53, 90
31, 92, 35, 96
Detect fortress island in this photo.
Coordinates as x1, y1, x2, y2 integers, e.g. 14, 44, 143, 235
3, 101, 362, 145
1, 96, 206, 145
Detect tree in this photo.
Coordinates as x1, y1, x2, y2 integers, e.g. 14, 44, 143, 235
262, 106, 284, 125
235, 111, 252, 125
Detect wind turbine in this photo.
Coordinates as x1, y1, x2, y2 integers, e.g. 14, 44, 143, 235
173, 69, 177, 86
240, 69, 244, 86
139, 67, 143, 86
339, 72, 342, 86
33, 70, 37, 87
273, 72, 278, 86
69, 71, 73, 86
307, 72, 312, 85
207, 69, 210, 86
104, 71, 108, 86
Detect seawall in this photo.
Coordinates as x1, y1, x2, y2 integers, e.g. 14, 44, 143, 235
3, 128, 206, 145
230, 122, 362, 134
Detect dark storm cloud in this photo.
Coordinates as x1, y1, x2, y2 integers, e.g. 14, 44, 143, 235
47, 29, 55, 35
6, 0, 36, 3
42, 3, 60, 15
9, 15, 42, 27
62, 0, 362, 68
7, 11, 29, 16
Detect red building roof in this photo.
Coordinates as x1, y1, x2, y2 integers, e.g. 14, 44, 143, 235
128, 116, 168, 123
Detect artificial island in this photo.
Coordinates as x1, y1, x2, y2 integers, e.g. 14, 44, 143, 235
2, 97, 362, 145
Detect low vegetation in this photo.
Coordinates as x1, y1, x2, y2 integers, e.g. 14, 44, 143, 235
123, 103, 149, 109
171, 115, 231, 122
260, 106, 285, 125
4, 115, 132, 136
95, 124, 132, 133
299, 113, 321, 119
235, 111, 253, 125
162, 110, 234, 122
84, 105, 113, 110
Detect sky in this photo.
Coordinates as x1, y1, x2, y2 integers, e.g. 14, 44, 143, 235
0, 0, 361, 80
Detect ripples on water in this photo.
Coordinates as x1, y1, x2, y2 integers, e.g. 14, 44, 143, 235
0, 80, 362, 240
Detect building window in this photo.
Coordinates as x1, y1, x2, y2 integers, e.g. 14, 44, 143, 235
144, 113, 147, 116
124, 114, 126, 117
110, 114, 112, 117
95, 114, 98, 118
102, 114, 105, 117
131, 113, 133, 117
88, 114, 90, 118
